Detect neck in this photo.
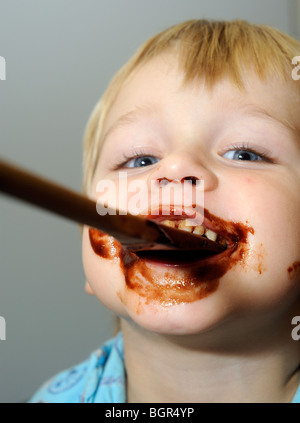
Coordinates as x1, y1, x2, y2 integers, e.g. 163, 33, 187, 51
122, 314, 300, 403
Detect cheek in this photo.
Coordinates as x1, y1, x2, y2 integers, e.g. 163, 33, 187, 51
225, 173, 300, 242
224, 174, 300, 303
223, 173, 300, 276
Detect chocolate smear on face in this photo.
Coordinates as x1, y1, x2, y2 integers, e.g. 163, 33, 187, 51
89, 208, 254, 305
287, 261, 300, 280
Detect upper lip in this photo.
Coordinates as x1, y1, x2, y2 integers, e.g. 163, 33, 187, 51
146, 205, 203, 223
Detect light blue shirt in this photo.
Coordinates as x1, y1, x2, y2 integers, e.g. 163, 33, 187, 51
292, 381, 300, 403
29, 332, 126, 403
29, 332, 300, 403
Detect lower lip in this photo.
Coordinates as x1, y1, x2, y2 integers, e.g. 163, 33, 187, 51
88, 211, 253, 306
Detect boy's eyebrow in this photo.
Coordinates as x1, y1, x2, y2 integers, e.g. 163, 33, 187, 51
101, 102, 300, 145
101, 104, 157, 144
243, 104, 300, 138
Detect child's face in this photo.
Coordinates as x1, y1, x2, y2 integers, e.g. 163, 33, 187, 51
82, 53, 300, 335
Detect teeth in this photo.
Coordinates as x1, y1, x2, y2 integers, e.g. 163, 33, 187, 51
162, 219, 176, 228
205, 229, 218, 242
192, 225, 205, 236
178, 219, 194, 232
160, 218, 226, 247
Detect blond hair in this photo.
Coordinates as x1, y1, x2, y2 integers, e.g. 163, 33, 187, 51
82, 19, 300, 193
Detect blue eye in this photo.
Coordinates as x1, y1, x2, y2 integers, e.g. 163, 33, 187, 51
126, 155, 160, 168
223, 149, 264, 161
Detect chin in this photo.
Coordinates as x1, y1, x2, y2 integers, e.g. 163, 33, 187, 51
118, 284, 232, 336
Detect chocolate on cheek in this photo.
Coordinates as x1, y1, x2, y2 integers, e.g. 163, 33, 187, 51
287, 261, 300, 280
88, 210, 254, 306
88, 228, 122, 259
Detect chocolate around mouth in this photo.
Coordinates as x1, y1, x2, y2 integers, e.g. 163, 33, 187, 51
123, 211, 236, 254
120, 221, 225, 255
89, 211, 254, 304
89, 207, 251, 267
122, 204, 256, 268
123, 219, 228, 253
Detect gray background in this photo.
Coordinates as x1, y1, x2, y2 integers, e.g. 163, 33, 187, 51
0, 0, 299, 403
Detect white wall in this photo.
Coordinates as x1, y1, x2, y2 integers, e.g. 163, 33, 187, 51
0, 0, 296, 403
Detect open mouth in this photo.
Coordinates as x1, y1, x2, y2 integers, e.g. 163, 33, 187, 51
89, 208, 253, 304
126, 210, 239, 267
88, 206, 252, 267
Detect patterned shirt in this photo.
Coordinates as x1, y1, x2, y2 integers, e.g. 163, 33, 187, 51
29, 332, 126, 403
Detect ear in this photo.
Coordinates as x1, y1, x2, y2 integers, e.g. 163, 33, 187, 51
85, 280, 95, 295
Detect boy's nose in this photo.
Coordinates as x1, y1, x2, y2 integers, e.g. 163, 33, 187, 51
148, 154, 218, 192
157, 176, 200, 186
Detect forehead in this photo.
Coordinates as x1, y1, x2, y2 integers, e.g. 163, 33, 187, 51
102, 53, 300, 143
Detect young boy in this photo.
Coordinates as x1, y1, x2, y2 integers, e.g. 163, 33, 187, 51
29, 19, 300, 403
